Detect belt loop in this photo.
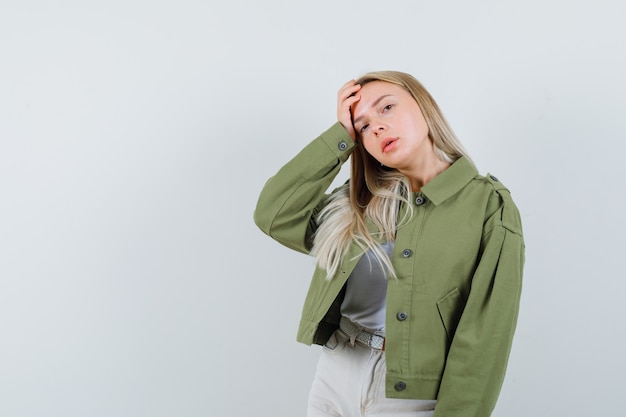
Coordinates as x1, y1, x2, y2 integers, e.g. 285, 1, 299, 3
348, 333, 357, 347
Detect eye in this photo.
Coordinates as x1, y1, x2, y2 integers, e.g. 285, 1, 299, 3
359, 124, 369, 133
382, 104, 393, 112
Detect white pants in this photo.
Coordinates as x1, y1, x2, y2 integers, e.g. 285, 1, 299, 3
307, 330, 436, 417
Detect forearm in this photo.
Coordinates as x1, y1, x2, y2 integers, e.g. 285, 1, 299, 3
253, 123, 354, 253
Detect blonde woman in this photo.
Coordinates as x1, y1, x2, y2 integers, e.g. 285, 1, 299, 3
254, 71, 524, 417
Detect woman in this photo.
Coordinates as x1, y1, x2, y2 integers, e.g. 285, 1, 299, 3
254, 71, 524, 417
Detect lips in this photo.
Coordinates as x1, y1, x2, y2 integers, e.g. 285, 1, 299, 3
381, 137, 398, 153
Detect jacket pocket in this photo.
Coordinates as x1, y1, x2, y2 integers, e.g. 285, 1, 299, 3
436, 288, 466, 342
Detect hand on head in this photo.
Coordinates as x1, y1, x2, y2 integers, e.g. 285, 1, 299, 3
337, 80, 361, 141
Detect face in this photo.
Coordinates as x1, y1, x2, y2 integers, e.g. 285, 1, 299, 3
351, 81, 432, 171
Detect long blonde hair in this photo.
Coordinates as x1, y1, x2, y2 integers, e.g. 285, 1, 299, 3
311, 71, 470, 279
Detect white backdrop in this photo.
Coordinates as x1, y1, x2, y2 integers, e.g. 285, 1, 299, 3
1, 1, 625, 416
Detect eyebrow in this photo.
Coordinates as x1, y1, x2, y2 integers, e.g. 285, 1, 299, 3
352, 94, 393, 126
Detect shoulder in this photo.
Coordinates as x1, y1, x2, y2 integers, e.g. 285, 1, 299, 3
471, 172, 523, 236
470, 172, 510, 194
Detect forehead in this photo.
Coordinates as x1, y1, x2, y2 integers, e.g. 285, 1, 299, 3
352, 81, 412, 116
360, 80, 405, 95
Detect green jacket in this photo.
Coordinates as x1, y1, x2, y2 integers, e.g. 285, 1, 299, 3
253, 123, 524, 417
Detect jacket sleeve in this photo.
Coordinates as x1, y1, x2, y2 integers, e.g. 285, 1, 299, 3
253, 123, 355, 254
434, 187, 525, 417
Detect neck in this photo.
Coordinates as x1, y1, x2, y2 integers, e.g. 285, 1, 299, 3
400, 154, 450, 192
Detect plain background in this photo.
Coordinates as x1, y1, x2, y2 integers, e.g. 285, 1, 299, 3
1, 0, 625, 416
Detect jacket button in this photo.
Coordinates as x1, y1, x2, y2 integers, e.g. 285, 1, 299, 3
490, 174, 498, 181
395, 381, 407, 391
338, 141, 348, 151
415, 196, 426, 206
396, 312, 408, 321
402, 249, 413, 258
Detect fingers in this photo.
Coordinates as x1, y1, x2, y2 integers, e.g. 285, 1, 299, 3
338, 80, 361, 108
337, 80, 361, 141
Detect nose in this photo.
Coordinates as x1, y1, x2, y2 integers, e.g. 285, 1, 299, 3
372, 120, 387, 135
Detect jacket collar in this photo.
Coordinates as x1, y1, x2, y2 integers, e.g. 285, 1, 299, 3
420, 156, 478, 206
